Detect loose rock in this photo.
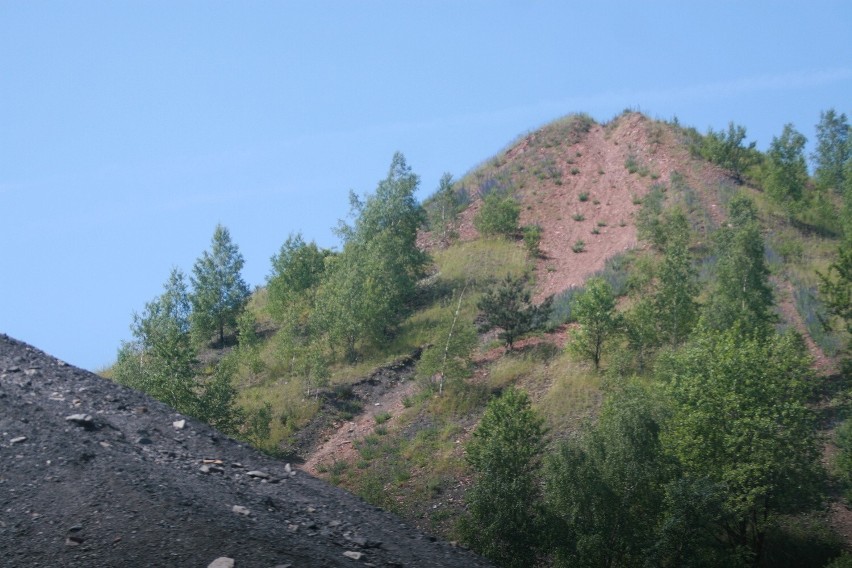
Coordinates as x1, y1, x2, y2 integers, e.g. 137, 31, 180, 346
65, 414, 93, 427
207, 557, 235, 568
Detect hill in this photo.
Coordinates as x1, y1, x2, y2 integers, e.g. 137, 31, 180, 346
99, 109, 851, 566
0, 334, 491, 567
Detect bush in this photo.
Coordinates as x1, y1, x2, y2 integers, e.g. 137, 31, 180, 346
572, 240, 586, 253
474, 192, 520, 237
523, 225, 543, 257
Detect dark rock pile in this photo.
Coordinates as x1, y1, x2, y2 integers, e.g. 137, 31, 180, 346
0, 334, 490, 567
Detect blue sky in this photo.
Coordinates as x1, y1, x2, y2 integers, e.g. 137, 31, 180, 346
2, 1, 850, 370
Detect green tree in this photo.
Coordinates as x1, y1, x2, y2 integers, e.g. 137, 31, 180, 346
477, 275, 552, 351
190, 224, 251, 347
813, 108, 850, 193
266, 232, 327, 324
474, 192, 520, 237
113, 268, 199, 415
655, 210, 699, 346
427, 172, 462, 246
460, 387, 546, 568
704, 196, 775, 336
315, 153, 427, 361
569, 278, 621, 369
235, 308, 264, 382
659, 328, 822, 565
623, 296, 659, 373
701, 122, 757, 182
196, 353, 242, 436
545, 386, 671, 568
819, 237, 852, 338
764, 124, 808, 211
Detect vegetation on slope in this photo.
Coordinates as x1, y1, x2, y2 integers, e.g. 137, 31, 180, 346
106, 108, 852, 567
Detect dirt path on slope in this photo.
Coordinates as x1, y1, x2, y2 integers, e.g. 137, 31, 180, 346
301, 360, 419, 476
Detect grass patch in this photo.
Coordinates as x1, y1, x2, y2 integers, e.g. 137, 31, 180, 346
432, 238, 529, 288
375, 410, 392, 424
578, 192, 589, 202
572, 240, 586, 253
572, 213, 585, 222
536, 356, 602, 435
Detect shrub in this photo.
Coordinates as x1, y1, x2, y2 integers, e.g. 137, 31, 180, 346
578, 192, 589, 202
523, 225, 543, 257
572, 213, 585, 222
572, 240, 586, 253
374, 411, 392, 424
474, 193, 520, 237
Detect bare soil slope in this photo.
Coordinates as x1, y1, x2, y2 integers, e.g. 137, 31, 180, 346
0, 334, 490, 567
445, 112, 730, 302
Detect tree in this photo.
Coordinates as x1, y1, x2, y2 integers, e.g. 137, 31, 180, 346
545, 386, 672, 568
813, 108, 850, 193
701, 122, 757, 182
315, 153, 428, 361
190, 224, 251, 347
477, 275, 552, 350
659, 328, 822, 565
474, 192, 520, 237
113, 268, 199, 415
266, 232, 327, 324
819, 238, 852, 337
196, 353, 243, 436
623, 296, 659, 373
654, 210, 699, 346
569, 278, 621, 369
460, 387, 546, 568
764, 124, 808, 211
427, 172, 462, 246
704, 196, 775, 336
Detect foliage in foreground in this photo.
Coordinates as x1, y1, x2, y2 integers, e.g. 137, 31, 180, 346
460, 387, 546, 568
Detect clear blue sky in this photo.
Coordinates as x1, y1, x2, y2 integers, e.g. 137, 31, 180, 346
2, 1, 850, 370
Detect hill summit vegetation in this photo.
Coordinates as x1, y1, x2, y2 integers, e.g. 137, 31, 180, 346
106, 109, 852, 567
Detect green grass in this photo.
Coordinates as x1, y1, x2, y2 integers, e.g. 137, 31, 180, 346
432, 238, 529, 287
536, 355, 602, 435
374, 410, 392, 424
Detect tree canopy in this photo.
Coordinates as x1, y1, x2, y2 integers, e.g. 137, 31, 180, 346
190, 224, 251, 346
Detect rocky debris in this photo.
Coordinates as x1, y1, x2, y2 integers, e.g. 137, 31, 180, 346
9, 436, 26, 444
173, 419, 186, 429
231, 505, 251, 516
0, 333, 491, 567
343, 550, 364, 560
246, 470, 270, 479
208, 558, 235, 568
